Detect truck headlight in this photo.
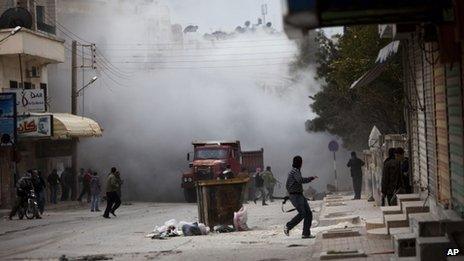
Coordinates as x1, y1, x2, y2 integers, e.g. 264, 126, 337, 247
184, 178, 188, 182
188, 178, 192, 182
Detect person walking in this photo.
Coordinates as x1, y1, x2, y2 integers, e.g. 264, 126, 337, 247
103, 167, 121, 218
253, 168, 267, 206
261, 166, 277, 202
381, 148, 402, 206
47, 169, 60, 204
347, 152, 365, 200
32, 170, 46, 214
395, 148, 411, 193
78, 169, 92, 203
284, 156, 318, 239
61, 168, 73, 201
90, 172, 101, 212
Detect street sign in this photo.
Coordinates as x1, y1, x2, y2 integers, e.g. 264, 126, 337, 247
328, 140, 339, 152
17, 114, 53, 138
4, 89, 46, 113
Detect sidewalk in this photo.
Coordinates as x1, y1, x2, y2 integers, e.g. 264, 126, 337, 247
307, 194, 394, 260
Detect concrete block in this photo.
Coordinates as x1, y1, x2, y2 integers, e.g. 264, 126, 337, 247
402, 201, 430, 217
367, 227, 390, 239
397, 194, 421, 209
320, 250, 367, 260
366, 217, 385, 230
322, 228, 361, 238
385, 214, 409, 233
382, 206, 404, 221
416, 236, 456, 261
393, 232, 416, 257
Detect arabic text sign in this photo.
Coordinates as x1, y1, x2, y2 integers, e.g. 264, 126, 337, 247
17, 115, 53, 138
0, 93, 17, 146
5, 89, 46, 113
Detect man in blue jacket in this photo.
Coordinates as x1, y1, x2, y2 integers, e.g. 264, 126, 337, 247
284, 156, 318, 238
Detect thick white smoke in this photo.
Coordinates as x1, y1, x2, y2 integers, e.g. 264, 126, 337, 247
49, 0, 351, 201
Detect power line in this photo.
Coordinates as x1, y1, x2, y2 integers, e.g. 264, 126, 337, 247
108, 56, 293, 64
114, 62, 290, 70
32, 0, 132, 77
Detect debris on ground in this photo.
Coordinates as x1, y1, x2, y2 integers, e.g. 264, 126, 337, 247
233, 206, 248, 231
213, 225, 235, 233
147, 219, 209, 239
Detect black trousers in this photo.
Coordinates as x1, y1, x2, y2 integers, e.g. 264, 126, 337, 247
9, 196, 27, 218
286, 193, 313, 237
78, 185, 90, 202
381, 193, 395, 206
352, 175, 362, 199
104, 191, 121, 217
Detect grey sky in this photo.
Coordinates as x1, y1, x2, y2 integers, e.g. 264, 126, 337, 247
165, 0, 342, 36
166, 0, 284, 33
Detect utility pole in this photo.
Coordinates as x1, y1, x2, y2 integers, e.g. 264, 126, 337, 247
71, 40, 77, 200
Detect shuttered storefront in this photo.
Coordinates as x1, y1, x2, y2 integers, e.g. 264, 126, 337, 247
405, 38, 421, 192
407, 36, 429, 192
435, 62, 451, 206
423, 43, 438, 197
447, 57, 464, 214
446, 63, 462, 209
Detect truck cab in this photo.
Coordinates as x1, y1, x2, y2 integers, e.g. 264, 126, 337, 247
182, 140, 242, 202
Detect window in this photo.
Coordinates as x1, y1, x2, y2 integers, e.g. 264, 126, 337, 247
24, 82, 32, 89
9, 81, 18, 89
194, 149, 228, 159
36, 5, 56, 34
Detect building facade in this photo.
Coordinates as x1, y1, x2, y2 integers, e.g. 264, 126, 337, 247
0, 1, 102, 207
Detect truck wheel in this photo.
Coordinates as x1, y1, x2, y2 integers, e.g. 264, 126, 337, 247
184, 188, 197, 203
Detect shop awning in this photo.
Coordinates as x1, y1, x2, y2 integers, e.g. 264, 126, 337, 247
350, 40, 400, 89
32, 113, 103, 139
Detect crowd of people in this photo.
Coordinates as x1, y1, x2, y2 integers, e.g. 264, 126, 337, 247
346, 147, 410, 205
8, 166, 123, 220
248, 166, 279, 206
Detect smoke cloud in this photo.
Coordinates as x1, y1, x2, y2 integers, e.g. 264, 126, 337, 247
49, 0, 351, 201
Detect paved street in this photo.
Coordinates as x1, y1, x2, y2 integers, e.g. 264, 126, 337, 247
0, 198, 394, 261
0, 201, 323, 260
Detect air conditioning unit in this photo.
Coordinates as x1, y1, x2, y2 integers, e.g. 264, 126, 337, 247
27, 67, 41, 78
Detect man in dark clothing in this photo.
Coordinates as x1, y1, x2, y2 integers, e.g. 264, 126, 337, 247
347, 152, 365, 200
284, 156, 318, 239
78, 169, 92, 202
395, 148, 411, 193
103, 167, 122, 218
47, 169, 60, 204
381, 148, 402, 206
253, 168, 267, 206
60, 168, 70, 201
32, 170, 46, 214
9, 172, 41, 219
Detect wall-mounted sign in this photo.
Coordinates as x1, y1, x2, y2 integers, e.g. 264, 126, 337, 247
17, 114, 53, 138
4, 89, 46, 113
0, 93, 17, 146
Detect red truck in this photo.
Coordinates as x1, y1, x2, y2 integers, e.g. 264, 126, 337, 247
181, 140, 264, 202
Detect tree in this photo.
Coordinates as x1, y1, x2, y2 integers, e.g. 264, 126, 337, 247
297, 25, 404, 151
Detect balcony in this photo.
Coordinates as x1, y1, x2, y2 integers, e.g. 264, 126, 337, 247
0, 28, 65, 64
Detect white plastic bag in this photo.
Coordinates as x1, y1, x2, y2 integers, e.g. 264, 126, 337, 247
233, 206, 248, 231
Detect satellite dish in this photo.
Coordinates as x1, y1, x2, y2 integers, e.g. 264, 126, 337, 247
0, 8, 33, 30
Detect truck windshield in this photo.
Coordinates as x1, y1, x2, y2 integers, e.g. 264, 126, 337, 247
195, 149, 228, 159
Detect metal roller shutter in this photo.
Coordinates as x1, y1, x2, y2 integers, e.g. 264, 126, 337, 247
435, 62, 451, 205
447, 56, 464, 215
423, 42, 437, 197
